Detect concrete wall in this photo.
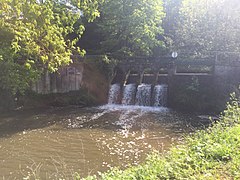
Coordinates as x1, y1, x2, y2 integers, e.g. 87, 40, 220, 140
214, 54, 240, 100
32, 55, 240, 110
167, 54, 240, 112
214, 53, 240, 79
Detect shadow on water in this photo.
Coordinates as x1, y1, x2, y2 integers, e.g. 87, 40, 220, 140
0, 107, 82, 138
0, 105, 210, 138
0, 105, 211, 179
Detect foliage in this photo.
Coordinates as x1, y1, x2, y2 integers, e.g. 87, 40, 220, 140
96, 0, 166, 57
176, 0, 240, 55
81, 55, 117, 82
162, 0, 182, 51
81, 94, 240, 180
177, 76, 201, 110
0, 0, 101, 94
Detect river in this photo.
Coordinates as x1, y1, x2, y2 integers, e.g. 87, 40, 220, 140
0, 105, 208, 179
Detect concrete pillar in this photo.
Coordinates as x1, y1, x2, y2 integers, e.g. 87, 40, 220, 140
139, 71, 144, 84
123, 70, 130, 85
167, 63, 176, 76
167, 62, 176, 107
154, 71, 159, 85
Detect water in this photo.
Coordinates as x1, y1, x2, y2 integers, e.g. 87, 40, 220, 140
109, 83, 168, 107
108, 84, 121, 104
0, 106, 208, 179
153, 84, 168, 107
135, 84, 152, 106
121, 84, 136, 105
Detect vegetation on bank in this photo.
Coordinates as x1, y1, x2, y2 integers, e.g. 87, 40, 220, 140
80, 95, 240, 180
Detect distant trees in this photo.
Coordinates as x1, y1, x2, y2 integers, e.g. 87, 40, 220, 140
162, 0, 182, 51
81, 0, 240, 58
175, 0, 240, 55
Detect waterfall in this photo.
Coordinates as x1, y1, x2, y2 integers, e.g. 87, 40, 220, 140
153, 84, 168, 107
108, 84, 121, 104
122, 84, 136, 105
135, 84, 152, 106
108, 83, 168, 107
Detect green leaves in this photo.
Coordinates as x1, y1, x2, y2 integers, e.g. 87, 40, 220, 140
97, 0, 166, 57
0, 0, 100, 94
176, 0, 240, 54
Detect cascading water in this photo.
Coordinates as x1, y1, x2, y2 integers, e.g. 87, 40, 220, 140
108, 83, 168, 107
108, 84, 121, 104
135, 84, 152, 106
153, 84, 168, 107
122, 84, 136, 105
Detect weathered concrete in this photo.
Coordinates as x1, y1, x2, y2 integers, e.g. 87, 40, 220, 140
32, 59, 109, 105
32, 64, 84, 94
32, 54, 240, 110
213, 53, 240, 105
112, 54, 240, 111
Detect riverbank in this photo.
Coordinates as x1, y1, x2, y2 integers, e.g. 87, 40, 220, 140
81, 98, 240, 179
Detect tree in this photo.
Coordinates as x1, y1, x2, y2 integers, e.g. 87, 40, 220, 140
0, 0, 101, 94
162, 0, 182, 51
175, 0, 240, 56
96, 0, 166, 57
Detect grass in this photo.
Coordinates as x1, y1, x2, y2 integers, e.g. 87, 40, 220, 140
80, 95, 240, 180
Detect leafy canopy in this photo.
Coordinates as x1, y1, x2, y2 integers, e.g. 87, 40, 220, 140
176, 0, 240, 54
0, 0, 101, 93
97, 0, 166, 57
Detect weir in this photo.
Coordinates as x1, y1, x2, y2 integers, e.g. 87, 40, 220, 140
121, 84, 136, 105
135, 84, 152, 106
108, 64, 169, 107
108, 83, 121, 104
108, 83, 168, 107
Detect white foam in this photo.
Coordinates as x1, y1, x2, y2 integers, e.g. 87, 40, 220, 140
98, 104, 169, 113
108, 84, 121, 104
153, 84, 168, 107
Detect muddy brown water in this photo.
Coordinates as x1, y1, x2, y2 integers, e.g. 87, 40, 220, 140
0, 105, 209, 179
